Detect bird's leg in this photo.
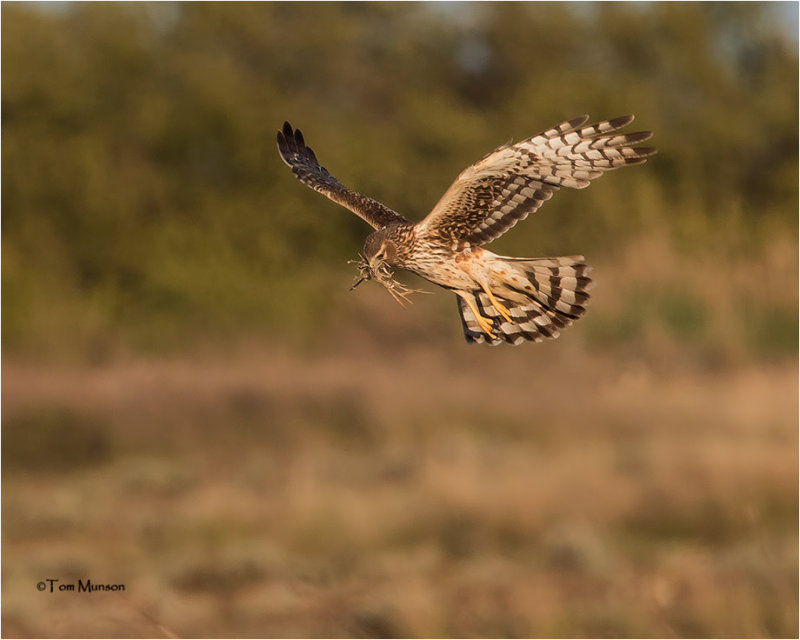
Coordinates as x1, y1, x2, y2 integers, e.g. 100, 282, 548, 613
458, 292, 496, 339
480, 283, 513, 324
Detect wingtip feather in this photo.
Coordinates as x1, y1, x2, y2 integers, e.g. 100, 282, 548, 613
566, 114, 590, 130
633, 146, 658, 158
609, 114, 635, 128
625, 130, 654, 144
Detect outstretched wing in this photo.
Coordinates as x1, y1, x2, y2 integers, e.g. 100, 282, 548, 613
416, 115, 655, 246
277, 122, 409, 230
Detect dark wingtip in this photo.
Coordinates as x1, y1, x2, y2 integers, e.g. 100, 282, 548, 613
624, 146, 658, 165
277, 122, 294, 164
561, 115, 590, 133
633, 146, 658, 157
277, 121, 320, 168
609, 114, 635, 128
625, 130, 654, 144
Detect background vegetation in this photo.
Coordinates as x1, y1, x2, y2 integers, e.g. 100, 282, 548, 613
3, 1, 797, 363
2, 2, 797, 638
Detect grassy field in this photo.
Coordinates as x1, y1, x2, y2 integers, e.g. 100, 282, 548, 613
3, 311, 796, 636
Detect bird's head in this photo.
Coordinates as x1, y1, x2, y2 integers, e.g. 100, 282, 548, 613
351, 228, 426, 305
363, 229, 398, 273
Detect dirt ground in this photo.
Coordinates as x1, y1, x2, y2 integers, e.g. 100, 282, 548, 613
2, 342, 797, 638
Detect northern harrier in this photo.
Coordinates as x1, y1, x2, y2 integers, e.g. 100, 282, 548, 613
277, 116, 654, 345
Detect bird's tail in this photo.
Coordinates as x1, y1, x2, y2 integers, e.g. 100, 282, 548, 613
457, 256, 594, 346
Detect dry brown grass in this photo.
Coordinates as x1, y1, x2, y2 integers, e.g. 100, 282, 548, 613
2, 338, 797, 638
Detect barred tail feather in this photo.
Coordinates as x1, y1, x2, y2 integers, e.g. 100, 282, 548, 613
517, 256, 593, 316
457, 257, 594, 346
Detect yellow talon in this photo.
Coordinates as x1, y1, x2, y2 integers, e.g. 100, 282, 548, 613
476, 314, 496, 339
459, 292, 496, 339
481, 283, 513, 324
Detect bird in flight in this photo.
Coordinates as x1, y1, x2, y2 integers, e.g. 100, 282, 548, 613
277, 116, 654, 345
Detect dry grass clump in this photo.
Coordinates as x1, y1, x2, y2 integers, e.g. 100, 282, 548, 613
350, 254, 430, 307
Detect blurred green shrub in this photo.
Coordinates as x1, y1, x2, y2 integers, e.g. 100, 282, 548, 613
2, 3, 796, 360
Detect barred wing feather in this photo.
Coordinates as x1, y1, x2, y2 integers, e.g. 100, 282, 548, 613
418, 115, 655, 246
